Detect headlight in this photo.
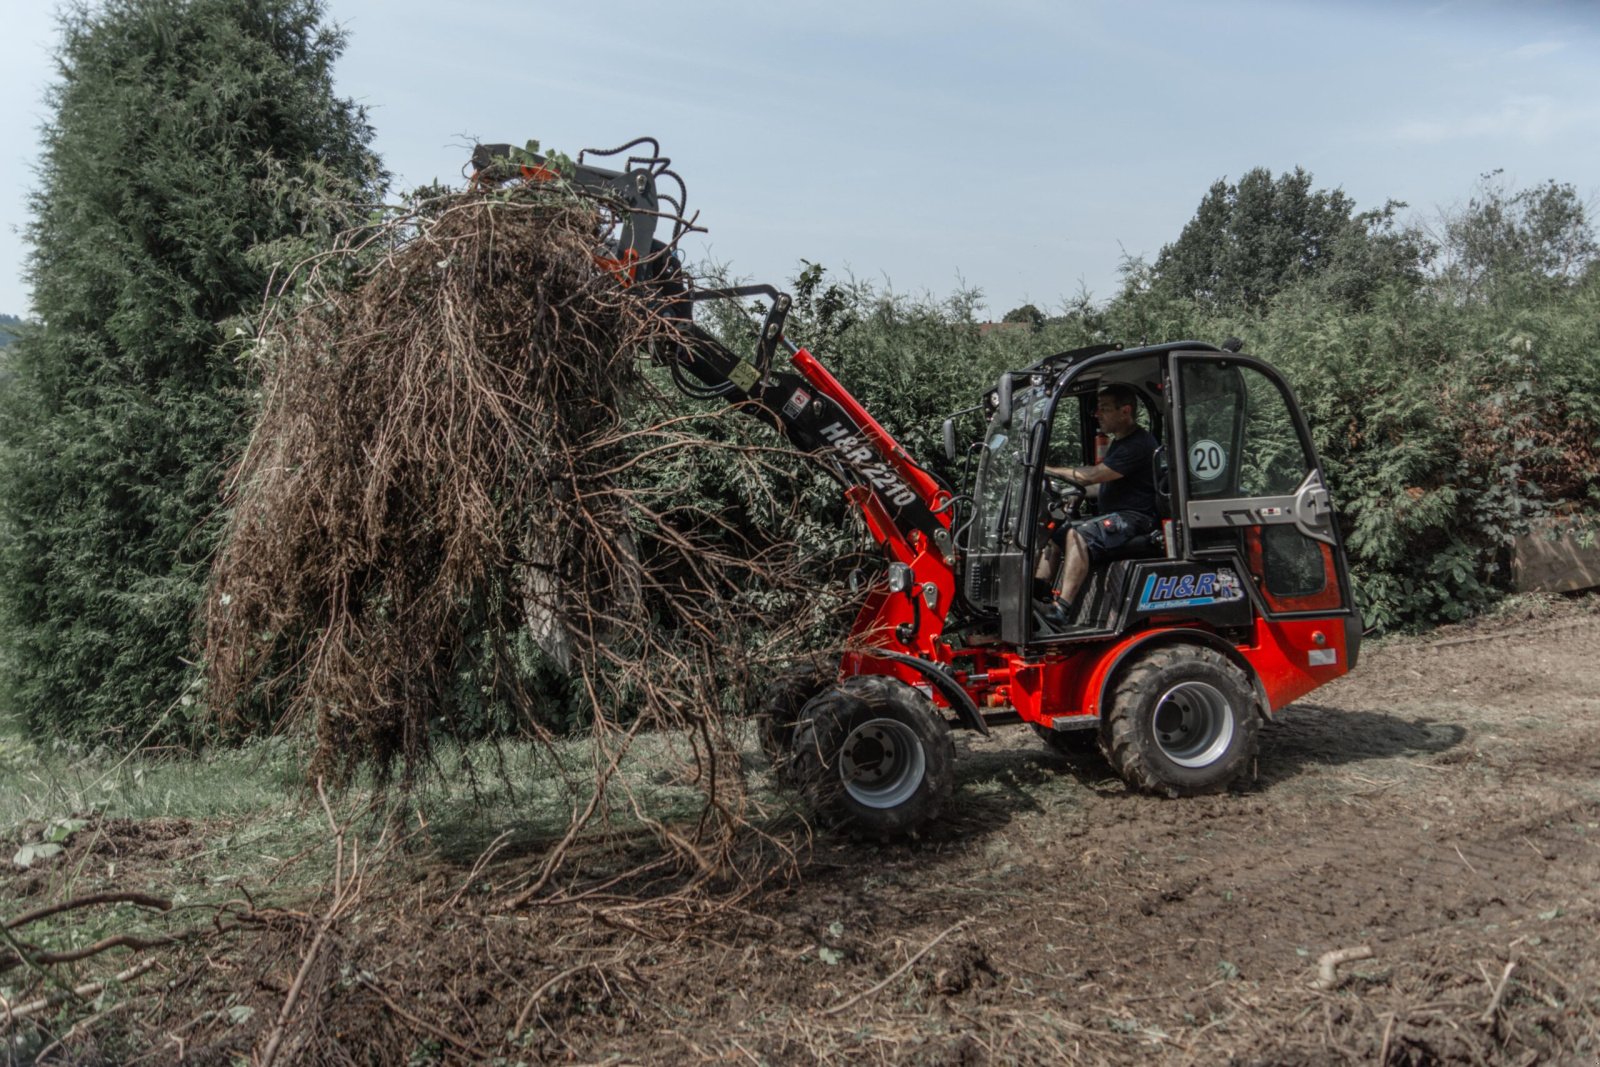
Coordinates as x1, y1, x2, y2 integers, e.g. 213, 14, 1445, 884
886, 562, 913, 593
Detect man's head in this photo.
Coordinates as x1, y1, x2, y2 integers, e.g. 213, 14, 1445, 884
1095, 384, 1141, 438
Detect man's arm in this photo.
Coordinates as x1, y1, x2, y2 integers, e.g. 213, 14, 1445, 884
1043, 463, 1122, 486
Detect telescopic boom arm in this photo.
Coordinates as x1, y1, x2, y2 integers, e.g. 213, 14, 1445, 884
470, 140, 960, 663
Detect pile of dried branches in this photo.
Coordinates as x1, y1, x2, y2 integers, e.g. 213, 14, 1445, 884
0, 791, 811, 1064
16, 824, 1597, 1065
204, 181, 823, 879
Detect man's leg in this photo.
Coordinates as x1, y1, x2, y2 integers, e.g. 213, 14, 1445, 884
1034, 541, 1060, 584
1059, 528, 1091, 606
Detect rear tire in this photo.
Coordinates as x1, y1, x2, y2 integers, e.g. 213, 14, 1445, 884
792, 676, 954, 838
1101, 644, 1259, 796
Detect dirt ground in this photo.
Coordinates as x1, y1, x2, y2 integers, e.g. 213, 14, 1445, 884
5, 597, 1599, 1065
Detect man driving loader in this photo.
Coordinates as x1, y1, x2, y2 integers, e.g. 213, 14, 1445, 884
1036, 384, 1160, 625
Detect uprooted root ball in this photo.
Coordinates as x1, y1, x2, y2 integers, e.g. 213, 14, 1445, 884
203, 186, 808, 854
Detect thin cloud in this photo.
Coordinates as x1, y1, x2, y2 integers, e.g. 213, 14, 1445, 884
1392, 94, 1600, 144
1511, 40, 1567, 59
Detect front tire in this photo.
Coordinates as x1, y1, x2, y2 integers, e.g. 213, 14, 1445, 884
791, 676, 954, 838
757, 667, 831, 779
1102, 644, 1260, 796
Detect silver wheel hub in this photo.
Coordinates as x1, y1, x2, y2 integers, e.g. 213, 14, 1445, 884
1151, 681, 1235, 768
838, 717, 926, 809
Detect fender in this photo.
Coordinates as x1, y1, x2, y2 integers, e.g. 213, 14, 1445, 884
849, 650, 988, 736
1086, 627, 1267, 722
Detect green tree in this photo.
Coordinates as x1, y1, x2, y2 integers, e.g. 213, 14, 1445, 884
1434, 172, 1598, 302
1001, 303, 1045, 329
0, 0, 383, 743
1153, 167, 1427, 312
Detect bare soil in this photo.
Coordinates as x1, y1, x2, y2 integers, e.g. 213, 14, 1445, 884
6, 598, 1599, 1065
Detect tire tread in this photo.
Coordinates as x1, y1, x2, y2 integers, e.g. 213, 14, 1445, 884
757, 667, 831, 777
1101, 644, 1259, 797
790, 675, 954, 838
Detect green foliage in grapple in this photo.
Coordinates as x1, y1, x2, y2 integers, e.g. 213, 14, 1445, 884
649, 264, 1015, 637
0, 0, 384, 744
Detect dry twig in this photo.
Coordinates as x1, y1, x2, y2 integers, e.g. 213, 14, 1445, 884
0, 931, 184, 973
1479, 961, 1517, 1027
0, 958, 157, 1028
258, 780, 373, 1067
1311, 945, 1374, 991
821, 920, 971, 1016
4, 892, 172, 930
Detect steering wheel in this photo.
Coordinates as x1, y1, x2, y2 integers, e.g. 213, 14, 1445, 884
1043, 471, 1087, 522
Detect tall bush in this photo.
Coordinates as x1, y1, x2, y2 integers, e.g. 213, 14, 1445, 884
1194, 276, 1600, 629
1150, 167, 1428, 312
740, 250, 1598, 634
0, 0, 383, 744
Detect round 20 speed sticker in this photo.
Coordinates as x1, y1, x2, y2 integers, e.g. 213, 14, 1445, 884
1188, 439, 1227, 482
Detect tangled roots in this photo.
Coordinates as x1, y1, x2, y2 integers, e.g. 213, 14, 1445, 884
204, 186, 816, 870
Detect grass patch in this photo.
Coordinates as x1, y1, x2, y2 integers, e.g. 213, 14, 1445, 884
0, 711, 311, 833
0, 713, 808, 900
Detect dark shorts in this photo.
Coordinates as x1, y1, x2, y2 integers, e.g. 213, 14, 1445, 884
1068, 511, 1156, 564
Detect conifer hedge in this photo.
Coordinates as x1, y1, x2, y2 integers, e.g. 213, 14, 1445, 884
0, 0, 383, 743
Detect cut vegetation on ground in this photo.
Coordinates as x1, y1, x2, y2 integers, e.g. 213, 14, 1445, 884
4, 594, 1597, 1064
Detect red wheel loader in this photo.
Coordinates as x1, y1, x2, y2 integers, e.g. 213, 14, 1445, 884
472, 139, 1361, 836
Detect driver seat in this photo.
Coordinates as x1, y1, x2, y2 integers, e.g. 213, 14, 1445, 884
1100, 520, 1166, 564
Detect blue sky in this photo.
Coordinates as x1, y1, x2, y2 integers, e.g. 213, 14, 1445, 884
3, 0, 1598, 319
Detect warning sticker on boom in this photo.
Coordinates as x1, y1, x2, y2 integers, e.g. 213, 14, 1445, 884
782, 387, 811, 419
726, 359, 760, 394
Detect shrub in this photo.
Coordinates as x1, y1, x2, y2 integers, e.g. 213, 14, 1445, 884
0, 0, 383, 744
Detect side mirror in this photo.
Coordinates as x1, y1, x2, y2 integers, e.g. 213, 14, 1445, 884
942, 417, 958, 463
995, 373, 1013, 425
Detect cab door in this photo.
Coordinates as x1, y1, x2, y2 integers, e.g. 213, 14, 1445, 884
1171, 354, 1350, 617
965, 382, 1053, 643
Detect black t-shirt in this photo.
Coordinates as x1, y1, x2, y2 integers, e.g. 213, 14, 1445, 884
1099, 427, 1160, 522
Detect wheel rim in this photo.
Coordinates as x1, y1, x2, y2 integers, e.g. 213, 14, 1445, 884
1151, 681, 1235, 768
838, 717, 926, 809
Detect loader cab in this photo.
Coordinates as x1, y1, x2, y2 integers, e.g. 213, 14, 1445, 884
961, 342, 1351, 647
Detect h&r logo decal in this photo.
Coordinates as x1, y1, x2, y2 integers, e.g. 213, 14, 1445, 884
1137, 569, 1245, 612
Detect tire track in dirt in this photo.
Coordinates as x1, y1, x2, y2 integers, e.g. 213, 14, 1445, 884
768, 601, 1600, 1064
